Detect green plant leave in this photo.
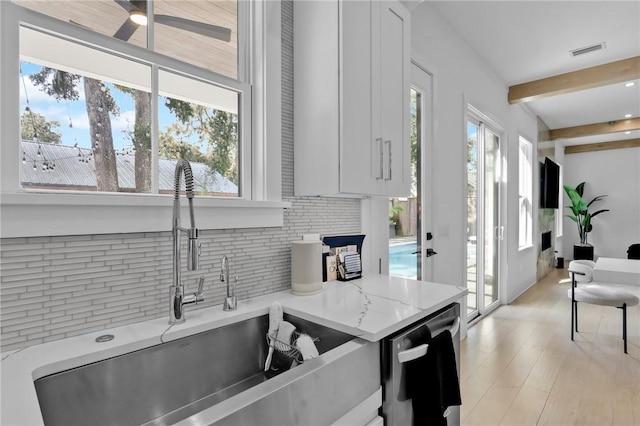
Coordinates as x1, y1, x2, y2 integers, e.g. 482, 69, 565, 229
590, 209, 610, 218
587, 195, 607, 208
564, 181, 609, 244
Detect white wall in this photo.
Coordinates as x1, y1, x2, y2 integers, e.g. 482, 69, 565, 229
563, 147, 640, 259
509, 107, 539, 299
410, 3, 538, 302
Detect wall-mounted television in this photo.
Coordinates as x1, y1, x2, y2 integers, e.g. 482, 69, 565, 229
540, 157, 560, 209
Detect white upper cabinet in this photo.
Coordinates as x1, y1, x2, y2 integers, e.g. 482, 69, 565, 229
294, 0, 410, 197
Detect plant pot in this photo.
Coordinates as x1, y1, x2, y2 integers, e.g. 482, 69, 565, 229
573, 244, 594, 261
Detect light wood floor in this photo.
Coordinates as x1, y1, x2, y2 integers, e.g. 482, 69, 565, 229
460, 267, 640, 426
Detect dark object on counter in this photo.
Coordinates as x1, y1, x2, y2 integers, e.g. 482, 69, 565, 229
627, 243, 640, 260
322, 252, 329, 282
336, 252, 362, 281
322, 234, 365, 281
406, 330, 461, 426
322, 234, 365, 255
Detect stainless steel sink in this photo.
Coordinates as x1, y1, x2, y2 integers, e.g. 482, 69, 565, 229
34, 313, 378, 426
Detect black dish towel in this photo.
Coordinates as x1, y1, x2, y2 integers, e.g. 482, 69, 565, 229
406, 330, 462, 426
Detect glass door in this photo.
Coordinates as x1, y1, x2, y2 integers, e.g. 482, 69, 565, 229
389, 62, 433, 281
466, 110, 502, 321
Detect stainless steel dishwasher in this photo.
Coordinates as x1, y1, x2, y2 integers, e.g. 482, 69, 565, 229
381, 303, 461, 426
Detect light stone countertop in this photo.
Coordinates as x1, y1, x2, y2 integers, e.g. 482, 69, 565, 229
1, 275, 465, 426
593, 257, 640, 286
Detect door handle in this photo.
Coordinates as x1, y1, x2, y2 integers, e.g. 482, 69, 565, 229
425, 248, 438, 257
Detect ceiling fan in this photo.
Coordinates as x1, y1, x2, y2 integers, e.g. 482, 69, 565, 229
113, 0, 232, 42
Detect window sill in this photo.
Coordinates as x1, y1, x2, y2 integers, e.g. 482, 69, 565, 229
0, 192, 290, 238
518, 244, 534, 252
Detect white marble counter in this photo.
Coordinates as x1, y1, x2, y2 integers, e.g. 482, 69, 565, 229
1, 275, 465, 426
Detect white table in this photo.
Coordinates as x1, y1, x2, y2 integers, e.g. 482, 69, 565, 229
593, 257, 640, 286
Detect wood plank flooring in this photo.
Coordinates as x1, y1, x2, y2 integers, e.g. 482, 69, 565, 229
460, 267, 640, 425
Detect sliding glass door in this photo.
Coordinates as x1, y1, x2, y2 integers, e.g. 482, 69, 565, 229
466, 109, 502, 321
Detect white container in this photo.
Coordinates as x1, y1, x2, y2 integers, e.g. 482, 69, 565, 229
291, 240, 323, 295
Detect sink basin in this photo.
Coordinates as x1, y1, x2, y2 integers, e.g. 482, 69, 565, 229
34, 313, 377, 426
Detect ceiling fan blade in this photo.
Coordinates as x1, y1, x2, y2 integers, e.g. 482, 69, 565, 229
155, 15, 232, 42
113, 19, 140, 41
113, 0, 139, 13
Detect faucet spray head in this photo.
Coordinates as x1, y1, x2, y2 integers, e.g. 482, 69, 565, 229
187, 228, 200, 271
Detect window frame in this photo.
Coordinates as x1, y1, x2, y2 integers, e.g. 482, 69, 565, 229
556, 163, 563, 238
518, 135, 533, 250
0, 1, 288, 238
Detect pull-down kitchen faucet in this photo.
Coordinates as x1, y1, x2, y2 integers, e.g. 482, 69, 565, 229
169, 159, 205, 324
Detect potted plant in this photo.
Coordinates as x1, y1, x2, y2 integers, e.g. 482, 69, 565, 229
563, 182, 609, 260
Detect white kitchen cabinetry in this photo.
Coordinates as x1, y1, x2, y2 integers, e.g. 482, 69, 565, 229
294, 0, 410, 197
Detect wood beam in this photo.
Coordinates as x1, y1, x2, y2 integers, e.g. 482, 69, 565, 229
508, 56, 640, 104
565, 138, 640, 154
549, 117, 640, 140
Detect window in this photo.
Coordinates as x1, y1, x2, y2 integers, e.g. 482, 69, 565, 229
518, 136, 533, 249
1, 1, 286, 237
556, 163, 563, 237
13, 0, 239, 79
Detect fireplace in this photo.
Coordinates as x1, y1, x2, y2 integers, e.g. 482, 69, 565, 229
541, 231, 552, 251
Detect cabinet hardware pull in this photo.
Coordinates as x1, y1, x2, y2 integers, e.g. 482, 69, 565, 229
385, 139, 392, 181
376, 138, 384, 180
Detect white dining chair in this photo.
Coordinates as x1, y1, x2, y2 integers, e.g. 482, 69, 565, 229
568, 260, 639, 354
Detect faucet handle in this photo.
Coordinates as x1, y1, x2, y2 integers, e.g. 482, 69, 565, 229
197, 276, 205, 295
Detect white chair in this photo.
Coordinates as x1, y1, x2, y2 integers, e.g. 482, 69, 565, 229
570, 259, 596, 270
568, 260, 639, 353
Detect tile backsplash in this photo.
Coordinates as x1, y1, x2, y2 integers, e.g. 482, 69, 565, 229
0, 198, 360, 352
0, 0, 362, 352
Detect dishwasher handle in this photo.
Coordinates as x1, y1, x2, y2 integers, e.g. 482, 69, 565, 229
397, 316, 460, 364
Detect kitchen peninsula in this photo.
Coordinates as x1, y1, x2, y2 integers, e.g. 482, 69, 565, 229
2, 276, 465, 425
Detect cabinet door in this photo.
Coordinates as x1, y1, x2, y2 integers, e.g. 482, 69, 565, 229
340, 0, 376, 195
376, 1, 410, 196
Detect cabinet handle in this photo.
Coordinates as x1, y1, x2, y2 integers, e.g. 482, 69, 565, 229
384, 140, 392, 181
376, 138, 384, 180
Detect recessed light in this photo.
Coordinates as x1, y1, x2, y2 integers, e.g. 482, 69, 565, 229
625, 131, 631, 135
625, 114, 633, 118
625, 82, 636, 87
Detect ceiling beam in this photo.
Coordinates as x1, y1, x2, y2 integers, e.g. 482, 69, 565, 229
508, 56, 640, 104
565, 138, 640, 154
550, 117, 640, 140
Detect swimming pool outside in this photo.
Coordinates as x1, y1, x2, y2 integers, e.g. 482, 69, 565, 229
389, 240, 417, 279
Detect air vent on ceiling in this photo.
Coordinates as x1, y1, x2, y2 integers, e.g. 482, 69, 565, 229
570, 42, 606, 57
